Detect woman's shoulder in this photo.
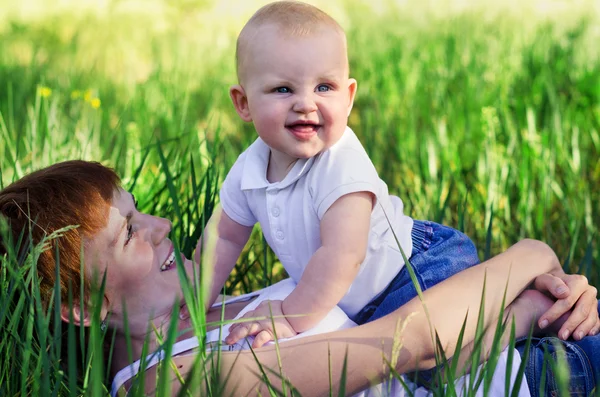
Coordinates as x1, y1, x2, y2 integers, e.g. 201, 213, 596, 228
111, 336, 202, 396
125, 354, 195, 396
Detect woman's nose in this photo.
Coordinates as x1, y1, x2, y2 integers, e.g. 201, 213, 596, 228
149, 216, 172, 245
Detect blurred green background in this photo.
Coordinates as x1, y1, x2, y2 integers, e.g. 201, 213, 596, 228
1, 0, 599, 291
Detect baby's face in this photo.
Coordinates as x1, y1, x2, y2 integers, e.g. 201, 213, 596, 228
235, 24, 357, 166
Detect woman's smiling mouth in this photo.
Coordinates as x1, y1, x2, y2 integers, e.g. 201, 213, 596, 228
160, 251, 176, 271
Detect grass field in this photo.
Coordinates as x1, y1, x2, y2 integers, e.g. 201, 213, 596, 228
0, 0, 599, 395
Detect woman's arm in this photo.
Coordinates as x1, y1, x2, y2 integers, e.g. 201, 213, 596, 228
186, 238, 560, 396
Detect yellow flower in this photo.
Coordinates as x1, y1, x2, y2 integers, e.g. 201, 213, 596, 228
90, 98, 101, 109
71, 90, 81, 99
84, 89, 93, 102
38, 86, 52, 97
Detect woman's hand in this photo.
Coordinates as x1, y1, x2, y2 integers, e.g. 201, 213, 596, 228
225, 299, 298, 348
534, 273, 600, 340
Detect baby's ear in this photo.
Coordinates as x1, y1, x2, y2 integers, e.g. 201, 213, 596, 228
229, 85, 252, 122
346, 78, 358, 116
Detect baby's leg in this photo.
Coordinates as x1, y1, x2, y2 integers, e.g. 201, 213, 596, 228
357, 221, 480, 324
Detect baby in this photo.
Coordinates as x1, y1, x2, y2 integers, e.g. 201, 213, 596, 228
195, 1, 481, 348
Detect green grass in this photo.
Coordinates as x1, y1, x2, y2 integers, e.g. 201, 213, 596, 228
0, 0, 598, 395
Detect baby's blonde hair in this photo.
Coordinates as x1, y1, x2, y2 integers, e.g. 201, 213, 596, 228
236, 1, 347, 83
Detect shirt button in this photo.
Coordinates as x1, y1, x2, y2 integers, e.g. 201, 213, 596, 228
275, 230, 284, 240
271, 206, 280, 217
267, 189, 277, 195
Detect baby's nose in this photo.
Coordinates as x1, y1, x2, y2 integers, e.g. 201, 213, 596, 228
293, 94, 317, 113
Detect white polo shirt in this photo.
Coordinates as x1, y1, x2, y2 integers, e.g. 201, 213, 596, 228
220, 127, 414, 317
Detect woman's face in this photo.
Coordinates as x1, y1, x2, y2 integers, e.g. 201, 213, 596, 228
85, 188, 194, 324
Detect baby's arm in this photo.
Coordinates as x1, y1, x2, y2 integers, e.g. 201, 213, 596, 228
194, 205, 253, 309
225, 191, 373, 347
281, 191, 374, 331
225, 299, 298, 348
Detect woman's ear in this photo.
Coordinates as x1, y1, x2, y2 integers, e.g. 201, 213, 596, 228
60, 300, 109, 328
229, 84, 252, 122
61, 303, 92, 327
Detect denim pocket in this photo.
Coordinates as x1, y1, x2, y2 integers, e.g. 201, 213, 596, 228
522, 337, 595, 396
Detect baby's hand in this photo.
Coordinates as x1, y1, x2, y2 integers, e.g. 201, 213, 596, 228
225, 299, 298, 348
534, 273, 600, 340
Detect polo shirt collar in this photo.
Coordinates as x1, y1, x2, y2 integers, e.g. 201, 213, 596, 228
240, 138, 314, 191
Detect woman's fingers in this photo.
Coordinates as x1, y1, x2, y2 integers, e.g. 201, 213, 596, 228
590, 319, 600, 336
572, 312, 598, 341
538, 274, 598, 340
533, 273, 569, 299
539, 298, 572, 329
538, 274, 596, 329
535, 273, 570, 329
558, 287, 599, 340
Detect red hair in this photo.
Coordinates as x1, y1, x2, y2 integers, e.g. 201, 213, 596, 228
0, 160, 120, 306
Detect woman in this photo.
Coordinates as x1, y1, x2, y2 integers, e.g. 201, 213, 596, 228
0, 160, 598, 396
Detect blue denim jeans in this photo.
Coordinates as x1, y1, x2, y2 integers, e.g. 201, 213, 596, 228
515, 302, 600, 396
353, 220, 480, 325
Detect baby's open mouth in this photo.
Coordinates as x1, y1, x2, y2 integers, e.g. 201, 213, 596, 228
286, 122, 320, 140
287, 121, 320, 129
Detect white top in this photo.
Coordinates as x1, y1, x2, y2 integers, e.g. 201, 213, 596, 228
110, 279, 530, 397
110, 279, 355, 396
220, 127, 414, 317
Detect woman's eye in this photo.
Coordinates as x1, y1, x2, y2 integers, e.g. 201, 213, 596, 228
275, 87, 291, 93
125, 224, 134, 245
316, 84, 331, 92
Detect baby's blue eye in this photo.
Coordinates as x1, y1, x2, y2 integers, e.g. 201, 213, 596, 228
316, 85, 331, 92
276, 87, 291, 93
